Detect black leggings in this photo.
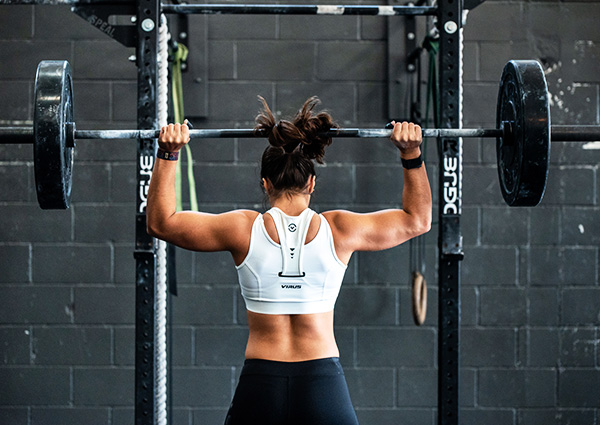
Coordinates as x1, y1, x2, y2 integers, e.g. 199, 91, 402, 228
224, 357, 359, 425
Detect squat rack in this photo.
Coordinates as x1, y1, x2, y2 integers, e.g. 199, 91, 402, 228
0, 1, 468, 424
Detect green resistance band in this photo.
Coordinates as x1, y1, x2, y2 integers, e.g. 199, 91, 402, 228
171, 42, 198, 212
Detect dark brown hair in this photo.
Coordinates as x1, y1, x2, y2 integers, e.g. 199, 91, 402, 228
255, 96, 337, 198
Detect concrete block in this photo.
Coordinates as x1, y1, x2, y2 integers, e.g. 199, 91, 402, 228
528, 288, 559, 326
311, 164, 354, 204
276, 81, 357, 124
357, 83, 386, 123
527, 328, 559, 367
529, 207, 560, 245
481, 207, 529, 245
0, 206, 71, 242
0, 81, 31, 121
73, 367, 134, 405
462, 247, 517, 286
237, 41, 314, 81
462, 83, 497, 127
528, 247, 561, 286
545, 73, 598, 127
478, 369, 556, 407
560, 327, 596, 367
356, 408, 433, 425
462, 328, 516, 367
207, 15, 276, 39
72, 81, 110, 122
396, 368, 436, 407
0, 245, 30, 283
207, 82, 272, 121
561, 288, 600, 325
357, 328, 435, 367
193, 164, 262, 203
480, 288, 527, 326
0, 6, 33, 39
461, 368, 476, 407
461, 286, 478, 326
113, 243, 135, 284
0, 327, 30, 365
208, 41, 235, 80
33, 326, 111, 365
71, 162, 110, 203
344, 368, 395, 408
461, 408, 515, 425
0, 286, 72, 324
111, 82, 137, 121
543, 167, 595, 206
109, 163, 136, 203
561, 207, 600, 245
32, 244, 111, 284
170, 286, 235, 325
562, 247, 597, 285
357, 245, 407, 284
461, 206, 479, 246
171, 367, 232, 407
74, 287, 134, 324
355, 164, 403, 204
0, 41, 71, 79
518, 408, 596, 425
195, 327, 248, 366
335, 287, 396, 326
31, 408, 109, 425
74, 205, 134, 243
317, 42, 386, 81
73, 41, 136, 80
194, 251, 238, 284
280, 16, 358, 40
0, 367, 70, 404
113, 326, 134, 366
325, 136, 399, 165
462, 165, 504, 205
0, 408, 28, 425
558, 369, 600, 407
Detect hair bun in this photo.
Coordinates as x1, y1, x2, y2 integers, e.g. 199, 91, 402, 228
254, 95, 337, 164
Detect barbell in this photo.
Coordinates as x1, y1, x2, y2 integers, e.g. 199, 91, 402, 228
0, 60, 599, 209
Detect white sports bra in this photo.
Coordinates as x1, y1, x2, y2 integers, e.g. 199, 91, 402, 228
236, 207, 347, 315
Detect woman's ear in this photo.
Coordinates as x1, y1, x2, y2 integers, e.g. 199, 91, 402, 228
308, 175, 316, 194
262, 178, 271, 193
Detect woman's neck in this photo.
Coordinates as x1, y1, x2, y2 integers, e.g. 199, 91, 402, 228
269, 193, 311, 216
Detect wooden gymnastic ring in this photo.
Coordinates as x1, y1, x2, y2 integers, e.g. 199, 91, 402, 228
411, 271, 427, 326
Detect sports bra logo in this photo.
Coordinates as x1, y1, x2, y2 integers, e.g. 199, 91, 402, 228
288, 223, 297, 232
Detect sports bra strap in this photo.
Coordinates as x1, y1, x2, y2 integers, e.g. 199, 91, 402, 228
267, 208, 315, 278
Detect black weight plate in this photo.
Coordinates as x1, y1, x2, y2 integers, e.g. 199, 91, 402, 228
496, 60, 550, 206
34, 60, 74, 209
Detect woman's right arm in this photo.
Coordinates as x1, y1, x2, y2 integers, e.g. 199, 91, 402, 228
146, 122, 255, 256
323, 122, 432, 261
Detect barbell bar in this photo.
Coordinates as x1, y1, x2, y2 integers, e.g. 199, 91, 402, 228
0, 59, 599, 209
3, 123, 600, 143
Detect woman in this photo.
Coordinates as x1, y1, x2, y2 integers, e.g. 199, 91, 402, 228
147, 96, 431, 425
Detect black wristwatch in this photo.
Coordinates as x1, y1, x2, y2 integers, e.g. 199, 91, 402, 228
401, 154, 423, 169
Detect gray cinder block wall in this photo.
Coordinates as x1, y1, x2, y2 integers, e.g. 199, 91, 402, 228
0, 2, 599, 425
